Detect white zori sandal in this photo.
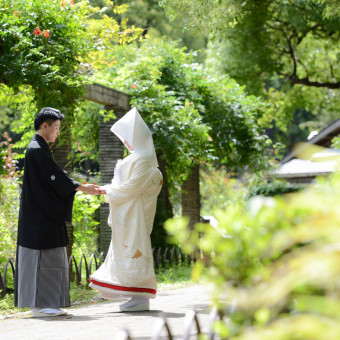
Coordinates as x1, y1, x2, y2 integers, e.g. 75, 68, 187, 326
119, 297, 150, 312
31, 308, 68, 317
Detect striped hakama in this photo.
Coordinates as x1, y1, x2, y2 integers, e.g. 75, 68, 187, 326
15, 246, 70, 308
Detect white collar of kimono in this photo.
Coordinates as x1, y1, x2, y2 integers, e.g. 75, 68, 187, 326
110, 107, 158, 167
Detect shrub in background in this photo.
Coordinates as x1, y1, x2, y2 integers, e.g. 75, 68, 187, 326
72, 190, 103, 258
247, 180, 305, 198
166, 172, 340, 338
0, 133, 20, 273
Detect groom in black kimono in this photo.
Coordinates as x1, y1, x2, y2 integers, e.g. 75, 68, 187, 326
14, 107, 104, 317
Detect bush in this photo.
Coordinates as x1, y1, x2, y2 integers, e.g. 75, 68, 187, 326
0, 133, 20, 269
0, 177, 20, 264
72, 189, 103, 258
200, 164, 247, 215
165, 172, 340, 338
247, 180, 305, 198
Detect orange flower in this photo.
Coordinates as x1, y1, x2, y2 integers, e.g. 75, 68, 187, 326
43, 29, 50, 38
61, 0, 66, 6
70, 0, 74, 4
34, 27, 42, 36
14, 11, 18, 16
131, 85, 137, 89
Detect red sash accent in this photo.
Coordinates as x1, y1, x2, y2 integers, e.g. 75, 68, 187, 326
90, 278, 157, 295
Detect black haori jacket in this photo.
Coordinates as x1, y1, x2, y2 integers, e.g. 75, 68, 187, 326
17, 134, 80, 250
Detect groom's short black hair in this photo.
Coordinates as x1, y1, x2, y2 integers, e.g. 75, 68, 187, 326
34, 107, 64, 131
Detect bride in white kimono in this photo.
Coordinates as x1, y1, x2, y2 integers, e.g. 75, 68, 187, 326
90, 107, 163, 312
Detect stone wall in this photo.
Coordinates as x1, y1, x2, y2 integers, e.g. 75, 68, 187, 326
98, 106, 125, 254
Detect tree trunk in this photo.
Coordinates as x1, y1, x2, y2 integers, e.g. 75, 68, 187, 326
181, 164, 201, 229
157, 153, 173, 218
151, 153, 173, 248
182, 164, 201, 261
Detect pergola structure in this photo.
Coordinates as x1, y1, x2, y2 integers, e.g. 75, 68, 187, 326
82, 82, 201, 254
83, 83, 130, 253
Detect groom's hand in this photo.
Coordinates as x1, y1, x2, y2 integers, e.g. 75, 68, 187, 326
76, 184, 106, 195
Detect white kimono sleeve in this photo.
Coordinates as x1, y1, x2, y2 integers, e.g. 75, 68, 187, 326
105, 159, 153, 205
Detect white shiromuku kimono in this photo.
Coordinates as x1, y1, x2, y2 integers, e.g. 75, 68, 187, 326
90, 108, 162, 299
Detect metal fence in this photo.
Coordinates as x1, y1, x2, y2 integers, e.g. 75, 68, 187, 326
116, 308, 224, 340
0, 248, 224, 340
0, 258, 15, 298
0, 246, 192, 298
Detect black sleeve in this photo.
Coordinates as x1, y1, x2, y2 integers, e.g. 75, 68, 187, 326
34, 148, 80, 198
28, 148, 80, 222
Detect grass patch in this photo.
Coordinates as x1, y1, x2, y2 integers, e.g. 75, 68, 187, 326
0, 294, 29, 316
0, 265, 194, 315
157, 265, 194, 289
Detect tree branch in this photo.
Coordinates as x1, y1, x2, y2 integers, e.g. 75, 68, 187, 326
296, 24, 320, 45
327, 57, 336, 81
290, 77, 340, 89
277, 70, 340, 89
285, 33, 298, 80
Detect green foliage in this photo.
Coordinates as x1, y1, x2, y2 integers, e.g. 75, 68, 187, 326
0, 84, 36, 152
200, 164, 247, 215
93, 40, 211, 184
217, 1, 338, 91
165, 173, 340, 338
1, 0, 141, 154
331, 135, 340, 149
160, 0, 244, 37
72, 189, 104, 258
110, 0, 208, 62
162, 0, 340, 147
318, 0, 340, 17
203, 0, 340, 135
71, 101, 104, 166
0, 133, 20, 271
92, 39, 270, 185
156, 265, 194, 289
0, 0, 89, 108
0, 177, 20, 265
0, 0, 91, 153
162, 0, 339, 92
91, 39, 271, 246
0, 294, 27, 315
247, 180, 305, 198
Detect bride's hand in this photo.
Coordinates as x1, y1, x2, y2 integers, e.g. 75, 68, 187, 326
76, 184, 106, 195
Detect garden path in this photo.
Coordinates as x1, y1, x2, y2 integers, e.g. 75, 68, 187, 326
0, 284, 213, 340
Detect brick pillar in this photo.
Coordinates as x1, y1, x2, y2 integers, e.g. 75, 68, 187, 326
98, 106, 126, 254
182, 165, 200, 229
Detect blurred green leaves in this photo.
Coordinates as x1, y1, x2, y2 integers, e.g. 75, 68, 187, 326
165, 172, 340, 338
72, 191, 103, 257
92, 39, 271, 188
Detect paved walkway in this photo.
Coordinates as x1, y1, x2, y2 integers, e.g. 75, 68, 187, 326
0, 285, 213, 340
